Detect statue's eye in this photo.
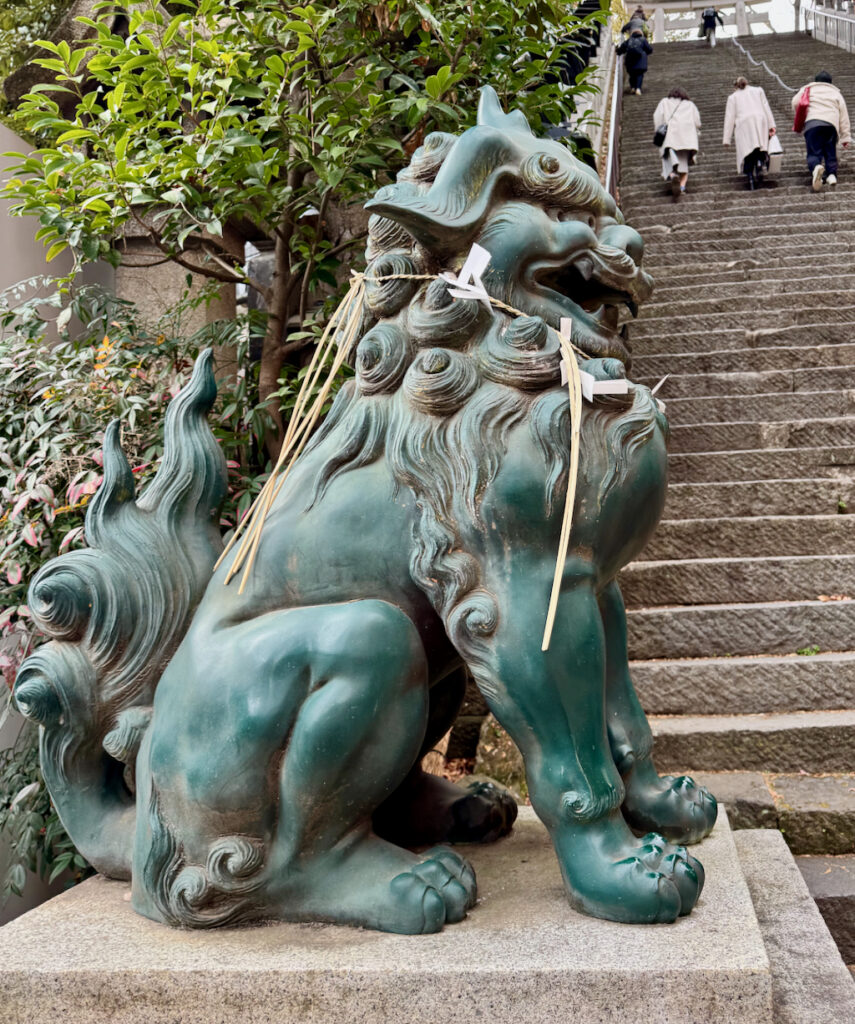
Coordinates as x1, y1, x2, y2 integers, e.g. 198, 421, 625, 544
539, 154, 560, 175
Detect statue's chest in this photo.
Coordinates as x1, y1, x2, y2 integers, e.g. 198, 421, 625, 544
575, 412, 669, 574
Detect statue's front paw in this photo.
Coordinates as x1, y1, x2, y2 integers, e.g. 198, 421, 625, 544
560, 820, 704, 924
623, 766, 718, 845
402, 846, 477, 928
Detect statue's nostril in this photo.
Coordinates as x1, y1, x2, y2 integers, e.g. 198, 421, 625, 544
600, 224, 644, 264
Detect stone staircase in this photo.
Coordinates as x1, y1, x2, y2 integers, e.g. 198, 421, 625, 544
617, 32, 855, 964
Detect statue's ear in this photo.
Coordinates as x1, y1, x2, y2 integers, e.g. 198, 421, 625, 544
477, 85, 534, 136
365, 127, 517, 253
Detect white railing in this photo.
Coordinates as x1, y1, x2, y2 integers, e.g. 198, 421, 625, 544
731, 37, 798, 92
806, 3, 855, 52
604, 54, 623, 198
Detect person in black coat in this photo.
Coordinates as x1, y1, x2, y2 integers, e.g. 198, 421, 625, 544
617, 30, 653, 96
701, 7, 725, 47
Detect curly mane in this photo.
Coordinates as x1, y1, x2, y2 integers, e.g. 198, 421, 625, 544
302, 132, 659, 691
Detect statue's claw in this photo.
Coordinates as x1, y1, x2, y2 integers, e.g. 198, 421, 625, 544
621, 761, 718, 845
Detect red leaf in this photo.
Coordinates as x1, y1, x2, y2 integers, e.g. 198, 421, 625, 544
11, 494, 30, 519
21, 523, 38, 547
81, 477, 102, 495
6, 564, 22, 586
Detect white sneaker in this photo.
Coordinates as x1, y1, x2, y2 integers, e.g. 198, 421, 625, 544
827, 174, 838, 185
812, 164, 825, 191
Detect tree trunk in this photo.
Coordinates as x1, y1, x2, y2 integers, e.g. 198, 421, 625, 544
257, 218, 298, 462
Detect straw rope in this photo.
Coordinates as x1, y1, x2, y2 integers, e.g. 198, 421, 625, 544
217, 269, 589, 648
541, 331, 583, 651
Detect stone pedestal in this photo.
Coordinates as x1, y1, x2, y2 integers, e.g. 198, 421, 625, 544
0, 808, 777, 1024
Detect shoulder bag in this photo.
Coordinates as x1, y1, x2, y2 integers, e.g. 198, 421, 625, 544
793, 87, 810, 133
653, 100, 682, 147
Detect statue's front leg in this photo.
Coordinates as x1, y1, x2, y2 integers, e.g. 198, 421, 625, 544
599, 580, 717, 845
470, 564, 704, 923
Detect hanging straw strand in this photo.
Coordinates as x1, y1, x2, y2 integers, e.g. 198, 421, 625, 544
541, 329, 583, 652
217, 269, 590, 604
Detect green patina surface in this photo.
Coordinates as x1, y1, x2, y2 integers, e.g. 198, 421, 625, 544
14, 88, 716, 934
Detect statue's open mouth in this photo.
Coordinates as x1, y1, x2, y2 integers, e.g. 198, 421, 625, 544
526, 248, 653, 365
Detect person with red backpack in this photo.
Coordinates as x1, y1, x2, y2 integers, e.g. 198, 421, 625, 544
617, 29, 653, 96
792, 71, 851, 191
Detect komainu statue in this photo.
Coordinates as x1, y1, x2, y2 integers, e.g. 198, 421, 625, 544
14, 87, 717, 934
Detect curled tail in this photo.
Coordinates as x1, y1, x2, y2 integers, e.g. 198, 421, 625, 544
13, 351, 226, 878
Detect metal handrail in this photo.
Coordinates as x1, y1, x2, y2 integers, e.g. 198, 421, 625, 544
604, 54, 623, 198
731, 37, 797, 92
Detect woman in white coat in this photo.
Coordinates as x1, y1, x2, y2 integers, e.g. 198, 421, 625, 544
723, 76, 777, 190
654, 87, 702, 199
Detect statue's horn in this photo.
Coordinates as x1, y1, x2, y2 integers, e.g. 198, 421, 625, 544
476, 85, 534, 136
365, 127, 517, 254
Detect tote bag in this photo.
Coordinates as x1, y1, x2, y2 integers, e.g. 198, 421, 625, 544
767, 132, 783, 173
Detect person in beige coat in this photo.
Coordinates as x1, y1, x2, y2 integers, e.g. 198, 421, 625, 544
654, 87, 701, 199
722, 77, 777, 190
791, 71, 851, 191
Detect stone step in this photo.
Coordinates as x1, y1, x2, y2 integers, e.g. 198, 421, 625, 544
633, 344, 855, 379
639, 252, 855, 282
637, 290, 855, 323
626, 192, 855, 220
630, 652, 855, 715
738, 826, 855, 1010
663, 477, 854, 518
689, 771, 855, 857
622, 554, 855, 606
640, 365, 855, 399
650, 710, 855, 773
647, 294, 855, 325
645, 274, 855, 310
737, 829, 855, 1020
632, 208, 855, 239
627, 597, 855, 659
643, 513, 855, 560
620, 170, 852, 192
639, 237, 855, 264
668, 417, 855, 455
631, 321, 855, 358
666, 389, 855, 426
631, 304, 855, 341
643, 257, 855, 286
668, 445, 855, 484
797, 854, 855, 963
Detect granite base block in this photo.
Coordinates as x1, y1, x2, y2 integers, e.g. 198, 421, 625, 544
0, 808, 773, 1024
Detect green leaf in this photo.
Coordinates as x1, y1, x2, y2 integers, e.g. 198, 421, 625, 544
55, 128, 95, 145
45, 241, 68, 263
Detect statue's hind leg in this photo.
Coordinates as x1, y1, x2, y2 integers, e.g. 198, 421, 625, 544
599, 581, 717, 844
373, 666, 517, 847
264, 600, 476, 933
